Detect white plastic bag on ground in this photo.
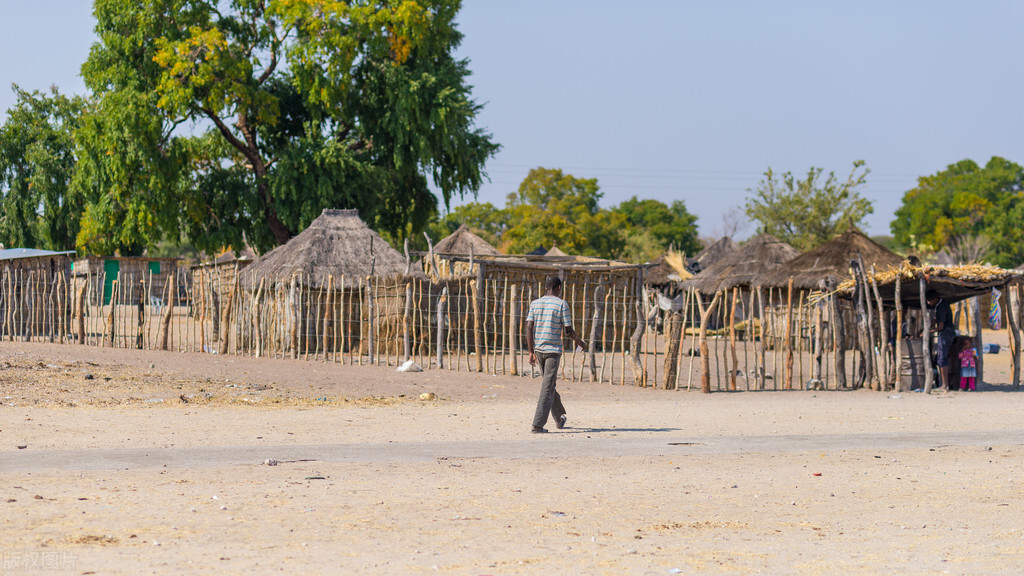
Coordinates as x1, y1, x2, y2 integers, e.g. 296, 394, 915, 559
397, 360, 423, 372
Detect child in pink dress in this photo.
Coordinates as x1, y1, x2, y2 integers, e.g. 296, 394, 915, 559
959, 337, 977, 391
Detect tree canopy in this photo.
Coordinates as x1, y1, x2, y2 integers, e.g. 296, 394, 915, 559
430, 167, 701, 263
745, 161, 873, 251
73, 0, 497, 254
0, 86, 86, 251
891, 157, 1024, 267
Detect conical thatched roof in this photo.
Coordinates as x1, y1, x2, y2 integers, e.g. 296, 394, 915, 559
546, 245, 568, 257
758, 229, 903, 290
433, 224, 499, 256
242, 209, 409, 285
682, 234, 799, 295
687, 237, 738, 274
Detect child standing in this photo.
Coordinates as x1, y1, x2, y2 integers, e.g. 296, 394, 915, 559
959, 337, 978, 391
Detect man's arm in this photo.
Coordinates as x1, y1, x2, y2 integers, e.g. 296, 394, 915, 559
526, 320, 536, 365
565, 326, 586, 351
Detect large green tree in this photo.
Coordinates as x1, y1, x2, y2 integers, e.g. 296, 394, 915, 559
613, 196, 701, 257
80, 0, 497, 254
500, 167, 626, 257
745, 161, 873, 251
0, 86, 86, 250
891, 157, 1024, 267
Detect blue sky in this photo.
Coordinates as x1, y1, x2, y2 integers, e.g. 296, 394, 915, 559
2, 1, 1022, 240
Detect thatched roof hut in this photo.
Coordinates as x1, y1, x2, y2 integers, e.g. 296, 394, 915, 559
758, 229, 902, 290
242, 209, 410, 286
433, 224, 500, 256
837, 263, 1023, 308
546, 245, 568, 257
687, 237, 738, 274
682, 234, 799, 295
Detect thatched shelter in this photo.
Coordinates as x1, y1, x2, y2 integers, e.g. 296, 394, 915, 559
682, 234, 799, 296
242, 209, 410, 286
433, 224, 500, 256
758, 229, 903, 290
687, 237, 738, 274
837, 263, 1023, 309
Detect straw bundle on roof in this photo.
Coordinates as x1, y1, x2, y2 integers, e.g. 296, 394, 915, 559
758, 229, 902, 290
242, 209, 411, 286
433, 224, 500, 256
682, 234, 799, 295
645, 249, 693, 285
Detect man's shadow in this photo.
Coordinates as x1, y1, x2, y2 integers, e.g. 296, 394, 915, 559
559, 427, 681, 434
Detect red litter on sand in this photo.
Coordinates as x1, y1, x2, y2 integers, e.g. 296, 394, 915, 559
813, 473, 822, 476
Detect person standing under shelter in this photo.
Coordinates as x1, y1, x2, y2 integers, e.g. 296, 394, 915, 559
927, 293, 956, 391
525, 276, 587, 434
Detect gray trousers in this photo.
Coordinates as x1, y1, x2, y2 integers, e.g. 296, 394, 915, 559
532, 351, 566, 428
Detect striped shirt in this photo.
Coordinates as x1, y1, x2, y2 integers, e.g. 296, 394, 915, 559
527, 295, 573, 353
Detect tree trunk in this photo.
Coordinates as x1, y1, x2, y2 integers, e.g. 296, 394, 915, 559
663, 311, 683, 390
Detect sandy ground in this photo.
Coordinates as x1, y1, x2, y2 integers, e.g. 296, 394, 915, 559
2, 332, 1024, 575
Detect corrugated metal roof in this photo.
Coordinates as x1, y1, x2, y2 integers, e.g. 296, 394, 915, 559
0, 248, 76, 261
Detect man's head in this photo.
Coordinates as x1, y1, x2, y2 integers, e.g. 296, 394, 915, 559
545, 276, 563, 296
926, 292, 940, 306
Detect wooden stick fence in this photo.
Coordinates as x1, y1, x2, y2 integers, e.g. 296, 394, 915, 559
4, 264, 1021, 392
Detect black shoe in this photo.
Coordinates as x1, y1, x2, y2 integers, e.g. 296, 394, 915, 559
531, 426, 548, 434
556, 414, 567, 429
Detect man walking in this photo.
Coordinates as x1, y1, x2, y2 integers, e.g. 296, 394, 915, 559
525, 276, 587, 433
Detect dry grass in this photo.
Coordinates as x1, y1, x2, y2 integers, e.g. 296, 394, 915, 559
836, 262, 1021, 292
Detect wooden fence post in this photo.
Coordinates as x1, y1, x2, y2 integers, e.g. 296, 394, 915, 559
159, 273, 175, 351
920, 276, 933, 393
1009, 286, 1021, 389
472, 276, 483, 373
784, 277, 794, 390
894, 274, 903, 393
698, 291, 723, 394
729, 286, 739, 391
510, 282, 519, 376
404, 281, 413, 362
588, 284, 605, 382
663, 311, 683, 390
436, 286, 448, 369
